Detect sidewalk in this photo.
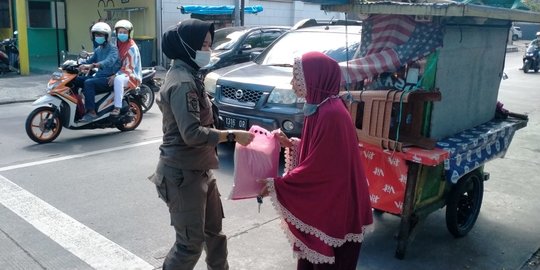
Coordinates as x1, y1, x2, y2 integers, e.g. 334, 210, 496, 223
0, 73, 51, 105
0, 69, 166, 105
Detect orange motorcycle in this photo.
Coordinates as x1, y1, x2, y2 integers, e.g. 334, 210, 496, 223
25, 60, 144, 143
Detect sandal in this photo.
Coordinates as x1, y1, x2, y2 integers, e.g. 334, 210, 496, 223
110, 107, 121, 116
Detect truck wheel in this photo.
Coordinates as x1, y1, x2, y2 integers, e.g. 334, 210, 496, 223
445, 170, 484, 238
512, 34, 518, 41
25, 107, 62, 143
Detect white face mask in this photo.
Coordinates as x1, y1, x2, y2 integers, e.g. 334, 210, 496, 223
194, 50, 211, 68
177, 31, 211, 68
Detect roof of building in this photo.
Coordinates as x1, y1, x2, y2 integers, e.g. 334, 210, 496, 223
322, 1, 540, 23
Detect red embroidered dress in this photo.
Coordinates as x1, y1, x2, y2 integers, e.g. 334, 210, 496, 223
267, 52, 373, 264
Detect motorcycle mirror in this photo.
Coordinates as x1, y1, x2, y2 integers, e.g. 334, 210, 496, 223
81, 44, 85, 50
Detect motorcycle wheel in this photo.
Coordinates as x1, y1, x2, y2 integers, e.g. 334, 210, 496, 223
140, 84, 155, 113
25, 107, 62, 144
523, 60, 531, 73
116, 101, 143, 131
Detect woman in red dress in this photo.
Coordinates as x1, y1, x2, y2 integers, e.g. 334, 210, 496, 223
262, 51, 373, 270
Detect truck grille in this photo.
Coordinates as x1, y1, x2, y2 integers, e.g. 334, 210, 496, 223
220, 86, 263, 106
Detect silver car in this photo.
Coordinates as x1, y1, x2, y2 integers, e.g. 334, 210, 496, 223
205, 23, 362, 137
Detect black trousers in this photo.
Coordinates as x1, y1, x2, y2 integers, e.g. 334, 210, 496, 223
153, 162, 228, 270
297, 242, 362, 270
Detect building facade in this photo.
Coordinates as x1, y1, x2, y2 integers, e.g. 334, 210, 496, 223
1, 0, 343, 74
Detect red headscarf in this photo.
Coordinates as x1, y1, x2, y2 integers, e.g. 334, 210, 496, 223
268, 52, 373, 264
117, 38, 136, 60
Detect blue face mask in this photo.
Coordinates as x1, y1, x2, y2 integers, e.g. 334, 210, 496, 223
302, 103, 319, 116
117, 33, 129, 42
302, 95, 340, 116
95, 36, 106, 45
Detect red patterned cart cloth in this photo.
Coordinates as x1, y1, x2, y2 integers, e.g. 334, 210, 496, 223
359, 142, 448, 214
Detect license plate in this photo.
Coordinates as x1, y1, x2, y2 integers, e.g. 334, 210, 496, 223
224, 116, 248, 130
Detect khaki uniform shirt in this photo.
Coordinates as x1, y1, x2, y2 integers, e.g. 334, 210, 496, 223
157, 60, 220, 170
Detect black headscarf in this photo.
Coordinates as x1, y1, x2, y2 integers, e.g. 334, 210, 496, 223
162, 19, 215, 70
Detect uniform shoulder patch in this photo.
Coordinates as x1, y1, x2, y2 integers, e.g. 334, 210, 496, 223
186, 91, 200, 112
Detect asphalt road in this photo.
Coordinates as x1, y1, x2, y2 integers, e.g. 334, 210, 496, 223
0, 49, 539, 270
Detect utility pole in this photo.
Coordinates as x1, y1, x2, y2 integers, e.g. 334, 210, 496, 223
240, 0, 245, 26
234, 0, 240, 26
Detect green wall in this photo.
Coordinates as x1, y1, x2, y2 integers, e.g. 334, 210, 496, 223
27, 28, 66, 56
66, 0, 156, 53
0, 28, 11, 39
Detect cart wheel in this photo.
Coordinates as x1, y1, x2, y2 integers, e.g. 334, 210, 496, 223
445, 170, 484, 238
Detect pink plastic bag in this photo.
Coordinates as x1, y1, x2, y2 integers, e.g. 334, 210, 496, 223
229, 125, 280, 200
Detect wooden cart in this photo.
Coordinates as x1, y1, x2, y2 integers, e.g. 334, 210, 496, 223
305, 0, 540, 259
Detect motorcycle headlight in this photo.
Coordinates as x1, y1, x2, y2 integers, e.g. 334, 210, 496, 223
51, 71, 63, 80
204, 72, 220, 94
267, 85, 305, 104
47, 80, 60, 92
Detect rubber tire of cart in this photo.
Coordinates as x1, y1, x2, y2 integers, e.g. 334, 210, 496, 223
445, 170, 484, 238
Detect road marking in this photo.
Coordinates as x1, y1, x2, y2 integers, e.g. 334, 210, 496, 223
0, 174, 154, 269
0, 139, 161, 172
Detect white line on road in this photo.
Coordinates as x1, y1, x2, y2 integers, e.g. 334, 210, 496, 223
0, 139, 161, 172
0, 174, 154, 269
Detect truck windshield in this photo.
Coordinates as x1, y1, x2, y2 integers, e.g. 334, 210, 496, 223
256, 30, 361, 66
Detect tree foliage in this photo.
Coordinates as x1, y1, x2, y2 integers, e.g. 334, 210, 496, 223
522, 0, 540, 12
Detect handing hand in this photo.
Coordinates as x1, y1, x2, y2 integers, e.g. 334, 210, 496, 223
234, 130, 255, 146
257, 178, 272, 197
273, 129, 293, 148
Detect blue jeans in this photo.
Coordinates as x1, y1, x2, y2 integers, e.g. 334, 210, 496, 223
74, 76, 112, 112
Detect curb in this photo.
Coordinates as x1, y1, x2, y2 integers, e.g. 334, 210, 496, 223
507, 46, 519, 53
0, 99, 36, 105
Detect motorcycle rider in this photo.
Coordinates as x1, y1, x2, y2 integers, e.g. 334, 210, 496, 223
109, 19, 142, 116
525, 32, 540, 70
76, 22, 121, 122
530, 32, 540, 47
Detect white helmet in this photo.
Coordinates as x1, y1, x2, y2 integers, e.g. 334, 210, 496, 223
115, 20, 133, 32
537, 31, 540, 37
91, 22, 111, 37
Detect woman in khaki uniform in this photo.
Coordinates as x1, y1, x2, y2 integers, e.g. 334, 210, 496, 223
149, 19, 253, 270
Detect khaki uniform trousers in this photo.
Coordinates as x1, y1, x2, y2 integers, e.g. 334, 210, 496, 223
153, 161, 228, 270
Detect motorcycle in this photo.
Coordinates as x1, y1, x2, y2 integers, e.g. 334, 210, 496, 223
0, 31, 19, 75
522, 43, 539, 73
71, 46, 158, 113
76, 47, 158, 113
25, 60, 144, 144
140, 67, 161, 113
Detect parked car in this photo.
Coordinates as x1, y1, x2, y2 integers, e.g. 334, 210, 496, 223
201, 26, 289, 74
204, 20, 362, 137
511, 25, 522, 41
